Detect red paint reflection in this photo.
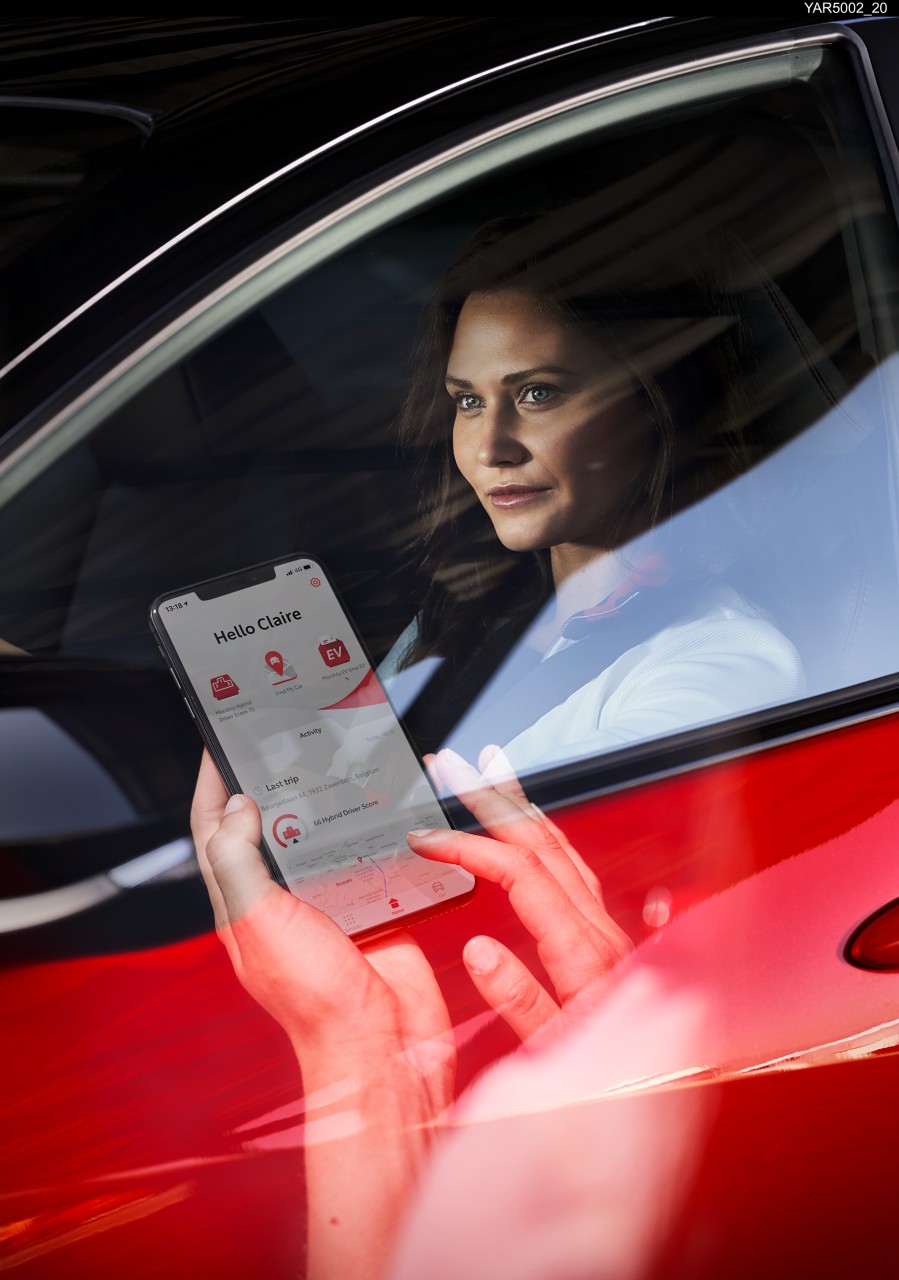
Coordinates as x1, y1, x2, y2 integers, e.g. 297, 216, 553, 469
5, 710, 899, 1273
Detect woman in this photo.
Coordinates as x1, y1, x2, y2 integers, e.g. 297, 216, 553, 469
191, 212, 807, 1276
384, 213, 804, 774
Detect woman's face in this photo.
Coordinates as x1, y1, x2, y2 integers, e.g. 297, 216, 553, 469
448, 291, 655, 557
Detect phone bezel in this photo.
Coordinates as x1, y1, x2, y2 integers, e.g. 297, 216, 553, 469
149, 552, 475, 941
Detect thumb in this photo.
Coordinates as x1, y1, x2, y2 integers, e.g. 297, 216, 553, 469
203, 794, 279, 927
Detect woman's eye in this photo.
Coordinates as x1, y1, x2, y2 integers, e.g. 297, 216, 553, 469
520, 384, 556, 405
456, 393, 485, 412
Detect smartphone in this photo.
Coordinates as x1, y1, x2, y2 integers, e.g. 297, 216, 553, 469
149, 554, 474, 939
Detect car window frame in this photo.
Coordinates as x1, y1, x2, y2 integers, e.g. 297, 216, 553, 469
4, 23, 899, 818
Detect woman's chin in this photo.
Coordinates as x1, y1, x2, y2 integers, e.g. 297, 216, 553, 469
490, 524, 551, 554
488, 507, 572, 554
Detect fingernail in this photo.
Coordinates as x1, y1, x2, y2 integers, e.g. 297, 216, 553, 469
408, 827, 438, 841
440, 748, 468, 767
465, 936, 501, 975
224, 794, 247, 814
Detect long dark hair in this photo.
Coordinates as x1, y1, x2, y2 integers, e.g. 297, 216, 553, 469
395, 210, 749, 671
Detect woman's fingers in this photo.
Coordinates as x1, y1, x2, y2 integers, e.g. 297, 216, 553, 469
431, 749, 607, 925
191, 759, 381, 1035
463, 935, 560, 1041
476, 744, 536, 819
475, 744, 528, 805
528, 803, 605, 905
419, 749, 630, 1036
188, 767, 456, 1087
476, 744, 500, 774
408, 827, 629, 1005
433, 748, 551, 845
423, 752, 448, 798
478, 747, 603, 900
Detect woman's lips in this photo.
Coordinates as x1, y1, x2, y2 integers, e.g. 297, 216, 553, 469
487, 485, 551, 509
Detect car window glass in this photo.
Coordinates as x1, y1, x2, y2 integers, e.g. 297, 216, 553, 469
3, 40, 899, 822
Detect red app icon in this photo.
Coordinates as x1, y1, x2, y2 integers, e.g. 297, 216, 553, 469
210, 673, 239, 700
264, 650, 297, 685
319, 635, 350, 667
273, 814, 302, 848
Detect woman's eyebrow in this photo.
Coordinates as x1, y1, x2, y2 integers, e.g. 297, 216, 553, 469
445, 365, 573, 388
501, 365, 572, 384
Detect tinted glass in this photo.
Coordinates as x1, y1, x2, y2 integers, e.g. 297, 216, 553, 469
2, 42, 898, 863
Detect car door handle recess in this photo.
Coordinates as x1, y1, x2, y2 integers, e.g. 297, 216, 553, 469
845, 897, 899, 971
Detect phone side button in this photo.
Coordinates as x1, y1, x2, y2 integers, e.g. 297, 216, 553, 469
182, 696, 196, 719
169, 668, 182, 691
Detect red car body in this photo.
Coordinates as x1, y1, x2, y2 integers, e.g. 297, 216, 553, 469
6, 711, 899, 1275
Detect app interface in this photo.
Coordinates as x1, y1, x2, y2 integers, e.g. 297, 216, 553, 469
157, 560, 472, 933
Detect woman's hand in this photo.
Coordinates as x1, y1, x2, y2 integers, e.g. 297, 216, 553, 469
191, 751, 453, 1083
190, 751, 454, 1280
408, 746, 632, 1043
191, 745, 629, 1275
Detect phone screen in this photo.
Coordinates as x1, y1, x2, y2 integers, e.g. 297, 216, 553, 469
151, 556, 474, 937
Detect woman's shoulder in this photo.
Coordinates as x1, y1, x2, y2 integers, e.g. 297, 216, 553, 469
682, 582, 781, 625
637, 582, 802, 668
491, 584, 804, 777
600, 582, 804, 699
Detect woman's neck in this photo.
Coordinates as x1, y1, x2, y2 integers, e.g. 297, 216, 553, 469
524, 545, 634, 652
549, 544, 634, 623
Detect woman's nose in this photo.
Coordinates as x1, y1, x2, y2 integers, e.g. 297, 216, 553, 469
476, 400, 527, 467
